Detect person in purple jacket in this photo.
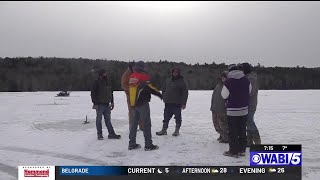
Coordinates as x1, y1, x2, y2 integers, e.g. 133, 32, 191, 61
221, 64, 252, 158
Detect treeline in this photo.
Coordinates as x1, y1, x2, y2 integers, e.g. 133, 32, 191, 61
0, 57, 319, 92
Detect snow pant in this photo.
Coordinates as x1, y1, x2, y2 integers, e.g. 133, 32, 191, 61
163, 103, 182, 125
96, 104, 115, 136
212, 112, 229, 141
129, 102, 153, 147
126, 93, 144, 130
246, 111, 261, 145
227, 115, 247, 154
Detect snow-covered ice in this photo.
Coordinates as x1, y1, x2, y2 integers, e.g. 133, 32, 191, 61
0, 90, 319, 179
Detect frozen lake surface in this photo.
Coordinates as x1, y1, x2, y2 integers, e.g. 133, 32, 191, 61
0, 90, 319, 179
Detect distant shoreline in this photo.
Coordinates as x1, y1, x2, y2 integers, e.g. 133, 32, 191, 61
1, 57, 319, 91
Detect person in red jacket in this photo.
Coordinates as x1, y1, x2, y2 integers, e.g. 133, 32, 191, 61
128, 61, 162, 151
121, 62, 144, 131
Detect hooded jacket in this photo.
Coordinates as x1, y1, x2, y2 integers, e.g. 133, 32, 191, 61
221, 70, 251, 116
162, 68, 189, 105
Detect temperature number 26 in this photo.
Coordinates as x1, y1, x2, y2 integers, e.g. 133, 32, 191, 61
277, 168, 285, 173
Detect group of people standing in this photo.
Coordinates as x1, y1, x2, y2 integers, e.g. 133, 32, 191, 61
91, 61, 188, 151
211, 63, 261, 158
90, 61, 261, 156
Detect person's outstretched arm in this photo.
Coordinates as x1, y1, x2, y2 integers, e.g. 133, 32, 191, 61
147, 82, 162, 99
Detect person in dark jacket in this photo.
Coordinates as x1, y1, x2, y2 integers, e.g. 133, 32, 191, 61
156, 68, 189, 136
128, 61, 162, 151
221, 64, 252, 158
239, 63, 261, 146
91, 69, 121, 140
210, 71, 229, 143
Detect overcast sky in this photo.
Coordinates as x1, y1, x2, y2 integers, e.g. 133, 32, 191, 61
0, 1, 319, 67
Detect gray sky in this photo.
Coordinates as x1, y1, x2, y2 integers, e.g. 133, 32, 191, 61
0, 1, 319, 67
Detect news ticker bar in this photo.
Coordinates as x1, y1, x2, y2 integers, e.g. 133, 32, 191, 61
56, 166, 300, 176
18, 166, 301, 180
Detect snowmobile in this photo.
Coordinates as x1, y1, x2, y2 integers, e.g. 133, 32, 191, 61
56, 91, 70, 97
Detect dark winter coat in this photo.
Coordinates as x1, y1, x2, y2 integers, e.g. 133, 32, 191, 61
162, 73, 188, 105
210, 83, 226, 113
91, 77, 114, 105
247, 72, 258, 112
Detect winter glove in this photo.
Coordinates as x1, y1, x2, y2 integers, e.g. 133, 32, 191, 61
92, 105, 99, 110
110, 103, 114, 110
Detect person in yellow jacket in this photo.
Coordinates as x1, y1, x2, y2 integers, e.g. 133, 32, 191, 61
121, 62, 144, 131
128, 61, 162, 151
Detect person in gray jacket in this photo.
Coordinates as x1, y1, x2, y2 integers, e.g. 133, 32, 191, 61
239, 63, 261, 146
156, 68, 189, 136
211, 71, 229, 143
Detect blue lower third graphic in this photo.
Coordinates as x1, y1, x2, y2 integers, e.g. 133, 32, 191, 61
60, 166, 128, 176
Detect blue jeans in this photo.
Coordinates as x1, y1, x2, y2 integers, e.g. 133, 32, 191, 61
163, 103, 182, 125
247, 111, 258, 132
129, 102, 153, 147
96, 104, 115, 136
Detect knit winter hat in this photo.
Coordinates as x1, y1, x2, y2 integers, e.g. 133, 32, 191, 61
228, 64, 238, 71
240, 62, 252, 75
134, 61, 145, 72
172, 68, 181, 75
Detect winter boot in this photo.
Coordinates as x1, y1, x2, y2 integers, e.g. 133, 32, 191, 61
223, 150, 239, 158
108, 133, 121, 139
172, 124, 181, 136
128, 143, 141, 150
144, 144, 159, 151
156, 123, 168, 136
246, 131, 254, 147
252, 130, 261, 145
97, 134, 104, 140
239, 151, 246, 156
